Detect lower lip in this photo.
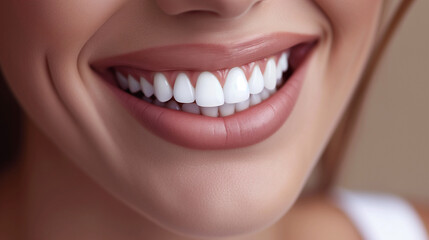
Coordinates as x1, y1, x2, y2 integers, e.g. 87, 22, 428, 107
104, 55, 310, 150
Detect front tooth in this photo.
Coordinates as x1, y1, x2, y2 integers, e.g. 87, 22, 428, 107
173, 73, 195, 103
223, 67, 249, 104
154, 73, 173, 102
195, 72, 224, 107
201, 106, 219, 117
248, 65, 264, 94
182, 103, 201, 115
249, 94, 262, 106
128, 75, 140, 93
140, 77, 154, 98
264, 58, 277, 90
166, 100, 180, 111
115, 72, 128, 90
279, 52, 289, 72
219, 103, 235, 117
235, 99, 250, 112
260, 89, 270, 100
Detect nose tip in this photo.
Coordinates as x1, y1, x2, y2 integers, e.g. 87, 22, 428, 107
156, 0, 263, 18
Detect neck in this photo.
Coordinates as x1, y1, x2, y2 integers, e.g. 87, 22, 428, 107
4, 119, 289, 240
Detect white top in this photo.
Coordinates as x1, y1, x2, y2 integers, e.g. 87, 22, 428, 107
333, 188, 428, 240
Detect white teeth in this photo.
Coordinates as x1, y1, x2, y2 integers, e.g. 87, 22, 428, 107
154, 73, 173, 102
276, 63, 283, 80
279, 52, 289, 72
248, 65, 264, 94
219, 103, 235, 117
166, 100, 180, 110
235, 99, 250, 112
115, 72, 128, 90
128, 75, 141, 93
173, 73, 195, 103
195, 72, 224, 107
182, 103, 201, 114
201, 106, 219, 117
260, 89, 270, 100
264, 58, 277, 90
249, 94, 262, 106
276, 52, 289, 86
223, 67, 249, 104
116, 49, 291, 116
140, 77, 154, 98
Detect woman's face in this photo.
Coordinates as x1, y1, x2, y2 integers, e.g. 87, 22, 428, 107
0, 0, 383, 238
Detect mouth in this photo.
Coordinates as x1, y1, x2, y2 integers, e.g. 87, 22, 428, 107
92, 33, 318, 150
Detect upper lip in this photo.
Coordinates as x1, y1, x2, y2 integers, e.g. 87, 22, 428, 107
91, 32, 318, 73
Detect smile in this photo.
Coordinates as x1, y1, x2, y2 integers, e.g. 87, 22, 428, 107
113, 50, 289, 117
92, 33, 318, 149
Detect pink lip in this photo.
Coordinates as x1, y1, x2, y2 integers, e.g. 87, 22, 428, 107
93, 33, 317, 149
92, 32, 317, 72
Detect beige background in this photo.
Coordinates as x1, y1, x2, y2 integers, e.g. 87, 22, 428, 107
338, 0, 429, 201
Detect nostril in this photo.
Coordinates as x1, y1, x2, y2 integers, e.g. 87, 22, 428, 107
180, 10, 220, 18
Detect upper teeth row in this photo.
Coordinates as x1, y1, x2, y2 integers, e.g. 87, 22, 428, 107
114, 51, 289, 108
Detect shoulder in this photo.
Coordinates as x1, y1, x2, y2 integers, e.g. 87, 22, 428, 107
280, 194, 362, 240
280, 192, 429, 240
331, 189, 429, 239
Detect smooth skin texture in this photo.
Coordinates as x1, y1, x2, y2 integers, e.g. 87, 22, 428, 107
0, 0, 427, 239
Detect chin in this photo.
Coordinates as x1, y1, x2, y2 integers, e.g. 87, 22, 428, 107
106, 151, 307, 239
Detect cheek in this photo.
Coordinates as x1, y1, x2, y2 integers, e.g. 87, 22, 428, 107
0, 0, 125, 55
315, 0, 382, 25
314, 0, 383, 39
315, 0, 383, 87
0, 0, 130, 183
283, 0, 383, 182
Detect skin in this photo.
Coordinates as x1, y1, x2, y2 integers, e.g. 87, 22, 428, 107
1, 0, 426, 239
